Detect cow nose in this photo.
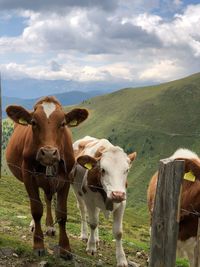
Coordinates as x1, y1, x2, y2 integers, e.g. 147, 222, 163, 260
111, 191, 126, 202
37, 146, 60, 166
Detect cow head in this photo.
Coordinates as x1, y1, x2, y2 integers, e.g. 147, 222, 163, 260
6, 97, 88, 172
177, 158, 200, 182
77, 146, 136, 207
170, 149, 200, 182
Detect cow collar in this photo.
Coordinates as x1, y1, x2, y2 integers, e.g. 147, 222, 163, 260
33, 159, 67, 178
45, 165, 58, 177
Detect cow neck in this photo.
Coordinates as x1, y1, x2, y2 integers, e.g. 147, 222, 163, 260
83, 164, 114, 211
96, 187, 113, 211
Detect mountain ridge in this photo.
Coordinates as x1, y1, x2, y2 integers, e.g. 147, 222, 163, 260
2, 90, 103, 118
2, 78, 137, 99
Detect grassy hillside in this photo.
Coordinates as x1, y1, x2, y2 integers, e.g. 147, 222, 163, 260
69, 72, 200, 215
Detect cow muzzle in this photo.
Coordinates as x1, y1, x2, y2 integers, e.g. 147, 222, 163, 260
111, 191, 126, 203
36, 146, 60, 166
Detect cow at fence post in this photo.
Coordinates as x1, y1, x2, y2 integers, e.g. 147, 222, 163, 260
6, 96, 88, 259
70, 136, 137, 267
148, 148, 200, 267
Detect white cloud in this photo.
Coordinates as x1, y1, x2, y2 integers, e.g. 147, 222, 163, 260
139, 59, 184, 81
0, 8, 161, 54
0, 3, 200, 85
0, 60, 135, 82
132, 5, 200, 56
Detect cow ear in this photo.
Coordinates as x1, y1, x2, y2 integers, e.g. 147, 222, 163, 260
77, 155, 97, 170
94, 146, 106, 159
183, 158, 200, 181
128, 152, 137, 162
175, 157, 200, 181
6, 105, 32, 126
65, 108, 89, 127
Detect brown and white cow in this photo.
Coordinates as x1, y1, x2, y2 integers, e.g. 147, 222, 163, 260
70, 136, 136, 267
6, 96, 88, 259
147, 148, 200, 267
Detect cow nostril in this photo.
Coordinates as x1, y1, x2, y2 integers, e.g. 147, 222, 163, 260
112, 192, 116, 197
112, 191, 125, 200
37, 147, 60, 165
53, 150, 57, 156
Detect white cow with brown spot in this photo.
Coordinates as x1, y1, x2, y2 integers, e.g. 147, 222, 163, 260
70, 136, 136, 267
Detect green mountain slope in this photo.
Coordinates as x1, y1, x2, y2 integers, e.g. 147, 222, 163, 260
69, 72, 200, 215
2, 73, 200, 266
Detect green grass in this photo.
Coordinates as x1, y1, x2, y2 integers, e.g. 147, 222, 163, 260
0, 175, 149, 266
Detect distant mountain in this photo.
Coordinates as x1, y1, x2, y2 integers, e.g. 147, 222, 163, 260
1, 78, 137, 99
2, 90, 102, 118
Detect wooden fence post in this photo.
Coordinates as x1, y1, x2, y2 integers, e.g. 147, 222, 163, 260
149, 158, 185, 267
194, 218, 200, 267
0, 72, 2, 179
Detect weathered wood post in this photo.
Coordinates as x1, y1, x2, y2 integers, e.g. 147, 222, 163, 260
0, 72, 2, 179
149, 158, 184, 267
194, 218, 200, 267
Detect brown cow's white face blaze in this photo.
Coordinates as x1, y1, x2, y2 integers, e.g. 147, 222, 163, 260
33, 101, 65, 166
6, 98, 89, 169
41, 102, 56, 118
77, 148, 136, 203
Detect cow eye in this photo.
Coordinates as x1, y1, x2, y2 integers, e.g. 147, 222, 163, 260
101, 168, 105, 175
124, 169, 129, 174
60, 121, 66, 128
31, 119, 37, 127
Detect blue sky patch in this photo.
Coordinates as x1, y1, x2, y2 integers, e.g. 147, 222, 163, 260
0, 14, 26, 37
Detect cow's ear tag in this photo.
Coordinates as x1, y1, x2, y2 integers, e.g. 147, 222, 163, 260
69, 119, 78, 126
84, 163, 93, 170
184, 171, 196, 182
19, 118, 28, 125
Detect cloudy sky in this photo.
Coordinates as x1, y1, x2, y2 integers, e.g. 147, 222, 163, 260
0, 0, 200, 87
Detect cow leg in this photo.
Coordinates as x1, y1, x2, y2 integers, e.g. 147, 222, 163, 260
113, 202, 127, 267
23, 162, 45, 255
75, 193, 88, 241
29, 219, 35, 232
44, 194, 56, 236
86, 207, 100, 255
95, 227, 100, 245
177, 237, 197, 267
56, 184, 72, 260
187, 238, 199, 267
186, 245, 195, 267
25, 186, 45, 256
187, 252, 195, 267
